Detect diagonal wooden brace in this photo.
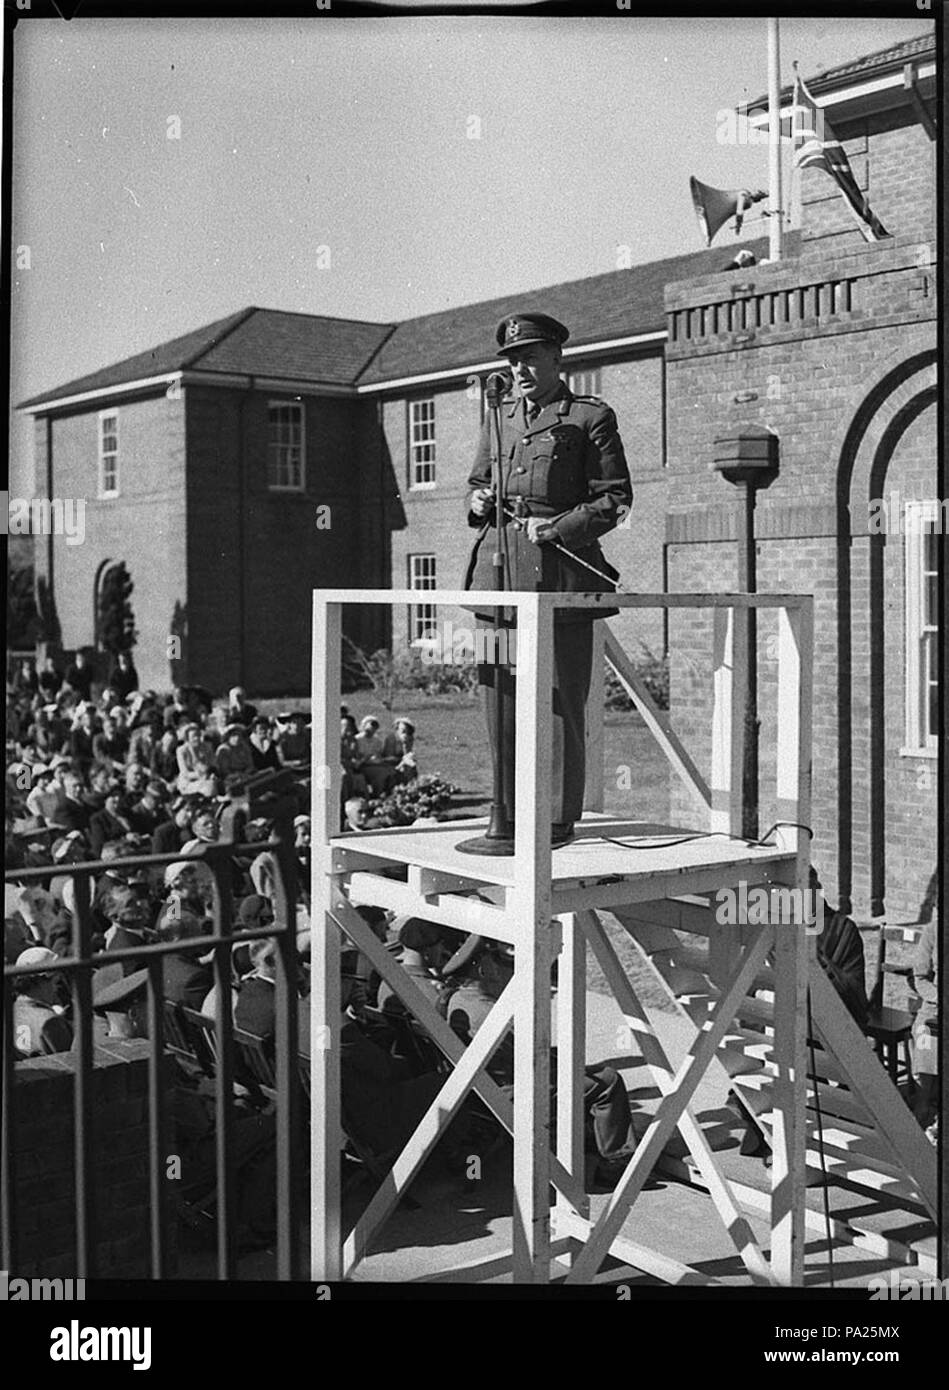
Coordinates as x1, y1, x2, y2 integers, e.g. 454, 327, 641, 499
567, 912, 773, 1283
328, 898, 588, 1215
583, 909, 774, 1284
345, 981, 517, 1272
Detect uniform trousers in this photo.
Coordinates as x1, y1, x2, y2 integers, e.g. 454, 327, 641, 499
477, 616, 593, 827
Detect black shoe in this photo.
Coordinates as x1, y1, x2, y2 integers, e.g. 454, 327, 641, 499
551, 822, 575, 847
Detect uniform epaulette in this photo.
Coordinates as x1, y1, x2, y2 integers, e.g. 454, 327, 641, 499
572, 394, 607, 407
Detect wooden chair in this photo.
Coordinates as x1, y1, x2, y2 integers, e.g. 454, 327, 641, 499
865, 1005, 915, 1090
296, 1052, 420, 1208
233, 1027, 278, 1106
180, 1007, 220, 1079
162, 999, 197, 1062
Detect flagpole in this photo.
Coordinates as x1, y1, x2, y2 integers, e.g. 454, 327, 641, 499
767, 15, 783, 261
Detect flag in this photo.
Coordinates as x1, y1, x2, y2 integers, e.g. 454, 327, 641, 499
791, 68, 890, 242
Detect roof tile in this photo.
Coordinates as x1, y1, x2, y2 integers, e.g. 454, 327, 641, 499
356, 237, 773, 385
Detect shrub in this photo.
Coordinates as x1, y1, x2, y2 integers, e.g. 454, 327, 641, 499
342, 640, 478, 702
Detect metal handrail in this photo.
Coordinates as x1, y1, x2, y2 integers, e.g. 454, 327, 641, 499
3, 819, 303, 1283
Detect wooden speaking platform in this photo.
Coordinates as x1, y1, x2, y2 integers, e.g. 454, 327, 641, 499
309, 589, 816, 1284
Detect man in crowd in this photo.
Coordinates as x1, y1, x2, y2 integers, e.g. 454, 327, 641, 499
89, 785, 134, 857
128, 780, 169, 838
54, 769, 92, 835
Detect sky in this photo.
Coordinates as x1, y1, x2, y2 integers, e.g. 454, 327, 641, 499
5, 9, 934, 493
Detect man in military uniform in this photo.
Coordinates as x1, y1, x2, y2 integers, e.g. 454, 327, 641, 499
463, 312, 632, 844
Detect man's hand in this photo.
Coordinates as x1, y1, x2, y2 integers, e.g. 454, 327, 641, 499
469, 487, 494, 518
525, 517, 557, 545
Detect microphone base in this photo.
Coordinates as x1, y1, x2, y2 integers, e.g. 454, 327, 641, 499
456, 834, 516, 858
457, 803, 516, 857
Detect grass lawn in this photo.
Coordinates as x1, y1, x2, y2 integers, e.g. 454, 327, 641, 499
270, 688, 681, 1009
328, 692, 672, 824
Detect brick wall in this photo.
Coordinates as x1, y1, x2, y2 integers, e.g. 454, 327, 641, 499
34, 391, 188, 693
185, 385, 388, 696
10, 1041, 176, 1279
662, 101, 937, 926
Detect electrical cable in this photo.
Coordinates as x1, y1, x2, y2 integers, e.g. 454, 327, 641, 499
598, 820, 815, 852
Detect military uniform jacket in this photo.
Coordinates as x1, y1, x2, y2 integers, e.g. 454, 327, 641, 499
462, 381, 632, 621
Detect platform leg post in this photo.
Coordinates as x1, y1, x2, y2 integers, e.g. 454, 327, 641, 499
585, 621, 605, 813
555, 913, 589, 1258
770, 919, 807, 1286
511, 594, 554, 1282
769, 598, 813, 1286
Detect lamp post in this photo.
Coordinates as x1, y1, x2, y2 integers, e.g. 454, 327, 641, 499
713, 426, 780, 841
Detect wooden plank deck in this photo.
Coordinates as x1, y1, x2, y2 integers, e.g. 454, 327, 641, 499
331, 813, 796, 904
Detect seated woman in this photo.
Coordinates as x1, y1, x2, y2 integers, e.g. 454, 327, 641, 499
382, 718, 418, 784
276, 712, 311, 771
248, 715, 281, 773
215, 723, 256, 785
176, 723, 218, 798
354, 717, 393, 796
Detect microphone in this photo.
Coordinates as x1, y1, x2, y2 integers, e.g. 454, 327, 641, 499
485, 371, 512, 406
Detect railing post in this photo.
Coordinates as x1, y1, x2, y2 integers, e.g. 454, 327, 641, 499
70, 870, 96, 1278
271, 799, 302, 1281
145, 955, 168, 1280
210, 861, 237, 1279
2, 976, 17, 1275
311, 592, 343, 1281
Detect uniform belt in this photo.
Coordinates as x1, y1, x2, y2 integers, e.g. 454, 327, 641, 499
498, 501, 559, 519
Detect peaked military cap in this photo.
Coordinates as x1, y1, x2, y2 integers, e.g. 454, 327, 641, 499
496, 313, 570, 355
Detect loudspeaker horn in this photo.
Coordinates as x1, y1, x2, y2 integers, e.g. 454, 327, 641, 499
689, 176, 767, 246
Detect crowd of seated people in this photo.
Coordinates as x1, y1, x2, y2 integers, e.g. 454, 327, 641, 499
339, 710, 417, 808
5, 654, 320, 1001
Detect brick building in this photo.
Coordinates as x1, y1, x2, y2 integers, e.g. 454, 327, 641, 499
19, 33, 936, 925
662, 33, 937, 927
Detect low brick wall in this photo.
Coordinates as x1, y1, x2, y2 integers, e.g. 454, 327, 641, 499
9, 1039, 177, 1279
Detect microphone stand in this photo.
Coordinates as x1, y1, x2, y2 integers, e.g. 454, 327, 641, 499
458, 376, 517, 856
